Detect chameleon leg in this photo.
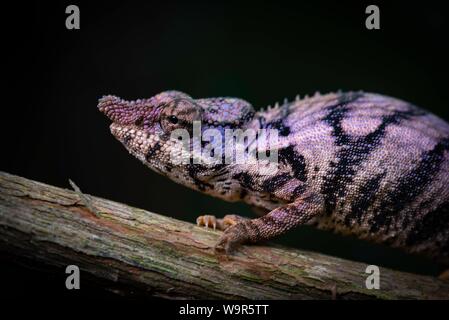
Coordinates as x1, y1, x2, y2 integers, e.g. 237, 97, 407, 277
215, 195, 322, 254
196, 214, 248, 231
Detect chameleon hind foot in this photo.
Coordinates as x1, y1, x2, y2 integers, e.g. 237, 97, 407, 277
214, 221, 252, 254
196, 214, 248, 231
196, 214, 251, 254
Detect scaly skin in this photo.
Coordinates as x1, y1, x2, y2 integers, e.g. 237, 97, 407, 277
98, 91, 449, 264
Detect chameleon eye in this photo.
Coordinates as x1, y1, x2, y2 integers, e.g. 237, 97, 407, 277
168, 115, 178, 124
134, 116, 144, 126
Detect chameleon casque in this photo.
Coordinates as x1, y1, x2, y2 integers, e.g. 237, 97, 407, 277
98, 91, 449, 264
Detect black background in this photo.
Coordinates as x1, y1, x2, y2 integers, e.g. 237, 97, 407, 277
2, 0, 449, 298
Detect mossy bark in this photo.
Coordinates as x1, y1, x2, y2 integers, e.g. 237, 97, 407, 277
0, 171, 448, 299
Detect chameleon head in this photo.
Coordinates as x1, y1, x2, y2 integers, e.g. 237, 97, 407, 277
98, 91, 255, 188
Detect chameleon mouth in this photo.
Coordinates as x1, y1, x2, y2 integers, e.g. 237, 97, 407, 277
109, 122, 130, 143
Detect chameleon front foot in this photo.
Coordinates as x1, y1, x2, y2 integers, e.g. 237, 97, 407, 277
196, 214, 251, 254
196, 215, 218, 230
196, 214, 247, 231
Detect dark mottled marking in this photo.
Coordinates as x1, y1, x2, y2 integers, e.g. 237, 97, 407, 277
278, 146, 307, 182
321, 93, 364, 144
314, 166, 320, 172
243, 111, 255, 123
145, 142, 161, 161
322, 92, 425, 216
257, 116, 266, 128
291, 184, 306, 200
209, 164, 229, 179
345, 171, 386, 226
266, 119, 291, 136
370, 137, 449, 233
321, 93, 366, 214
262, 173, 291, 193
234, 172, 257, 191
263, 103, 292, 136
203, 110, 255, 130
406, 201, 449, 247
187, 163, 213, 191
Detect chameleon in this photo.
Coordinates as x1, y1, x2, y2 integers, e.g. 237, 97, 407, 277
98, 90, 449, 265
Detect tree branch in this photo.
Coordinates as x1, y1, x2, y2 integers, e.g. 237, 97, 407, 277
0, 171, 448, 299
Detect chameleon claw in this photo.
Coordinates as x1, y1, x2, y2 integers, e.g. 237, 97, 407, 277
196, 215, 218, 230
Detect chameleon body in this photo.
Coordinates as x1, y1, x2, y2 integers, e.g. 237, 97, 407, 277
98, 91, 449, 264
